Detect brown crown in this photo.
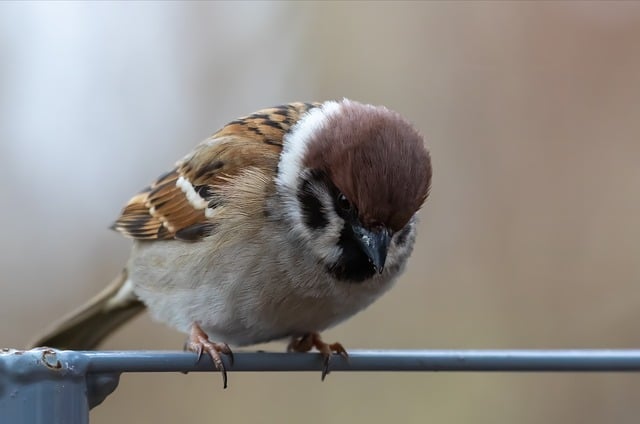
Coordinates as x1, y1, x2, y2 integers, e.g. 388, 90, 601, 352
303, 101, 432, 232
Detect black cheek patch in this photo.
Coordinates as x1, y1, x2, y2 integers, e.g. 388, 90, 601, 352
297, 179, 328, 230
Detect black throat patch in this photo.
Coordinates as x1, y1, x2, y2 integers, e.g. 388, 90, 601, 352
329, 223, 377, 283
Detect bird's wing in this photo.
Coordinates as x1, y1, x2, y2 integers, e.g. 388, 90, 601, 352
112, 102, 319, 241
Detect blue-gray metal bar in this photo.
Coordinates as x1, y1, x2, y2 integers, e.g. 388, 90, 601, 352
4, 349, 640, 424
84, 349, 640, 373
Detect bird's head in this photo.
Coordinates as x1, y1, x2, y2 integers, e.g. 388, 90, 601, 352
276, 99, 432, 282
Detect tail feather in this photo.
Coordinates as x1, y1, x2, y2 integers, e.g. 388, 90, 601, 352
29, 269, 145, 350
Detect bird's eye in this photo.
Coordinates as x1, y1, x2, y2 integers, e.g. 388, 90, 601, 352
336, 193, 352, 211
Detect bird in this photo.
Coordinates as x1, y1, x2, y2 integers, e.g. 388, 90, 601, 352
31, 99, 432, 388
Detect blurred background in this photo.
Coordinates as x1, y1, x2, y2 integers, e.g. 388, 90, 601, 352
2, 1, 640, 423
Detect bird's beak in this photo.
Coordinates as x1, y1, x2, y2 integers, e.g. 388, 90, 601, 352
353, 225, 391, 273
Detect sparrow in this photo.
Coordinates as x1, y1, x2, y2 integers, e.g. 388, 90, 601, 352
31, 99, 432, 388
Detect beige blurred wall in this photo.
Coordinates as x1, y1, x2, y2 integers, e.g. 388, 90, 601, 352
2, 2, 640, 423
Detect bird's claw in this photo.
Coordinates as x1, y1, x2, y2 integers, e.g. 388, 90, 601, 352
185, 323, 233, 389
320, 341, 349, 381
288, 332, 349, 381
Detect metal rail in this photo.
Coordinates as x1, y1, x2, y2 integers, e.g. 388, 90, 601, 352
3, 348, 640, 423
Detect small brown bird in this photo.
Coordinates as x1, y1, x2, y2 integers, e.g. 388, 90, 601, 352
32, 99, 432, 387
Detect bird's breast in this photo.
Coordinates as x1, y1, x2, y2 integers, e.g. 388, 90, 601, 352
128, 235, 401, 346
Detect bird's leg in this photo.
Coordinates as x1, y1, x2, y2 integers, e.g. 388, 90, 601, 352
184, 322, 234, 389
287, 332, 348, 381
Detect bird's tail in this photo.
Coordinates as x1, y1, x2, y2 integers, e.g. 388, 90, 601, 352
29, 269, 145, 350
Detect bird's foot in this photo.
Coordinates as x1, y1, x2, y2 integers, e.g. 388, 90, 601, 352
287, 332, 348, 381
185, 322, 234, 388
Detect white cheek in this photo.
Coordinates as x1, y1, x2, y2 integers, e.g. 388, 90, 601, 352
277, 177, 344, 265
387, 217, 418, 267
307, 179, 345, 262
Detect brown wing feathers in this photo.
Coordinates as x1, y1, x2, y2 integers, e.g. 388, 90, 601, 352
217, 102, 320, 145
112, 102, 319, 242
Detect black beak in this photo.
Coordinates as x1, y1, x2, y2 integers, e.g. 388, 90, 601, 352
352, 225, 391, 273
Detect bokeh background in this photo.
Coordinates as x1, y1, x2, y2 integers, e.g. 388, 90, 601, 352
2, 1, 640, 423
